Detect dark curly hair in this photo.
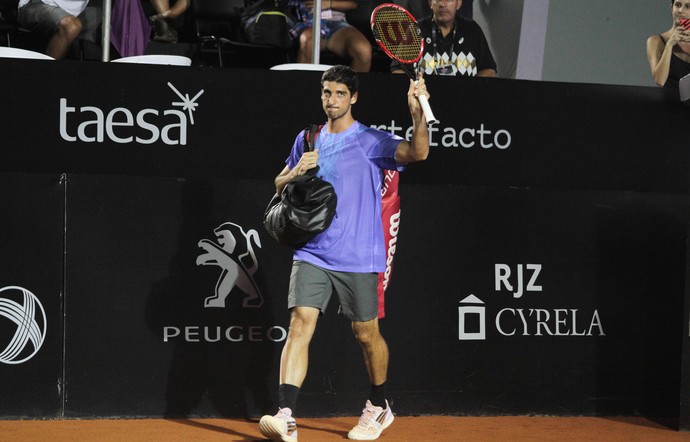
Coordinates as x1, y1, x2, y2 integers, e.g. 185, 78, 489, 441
321, 65, 359, 95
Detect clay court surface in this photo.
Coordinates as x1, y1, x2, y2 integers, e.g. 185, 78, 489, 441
2, 415, 690, 441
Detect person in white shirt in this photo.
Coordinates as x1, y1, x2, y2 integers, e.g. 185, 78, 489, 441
17, 0, 101, 59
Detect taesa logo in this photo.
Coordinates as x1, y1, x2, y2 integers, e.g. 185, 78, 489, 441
59, 82, 204, 146
0, 286, 47, 364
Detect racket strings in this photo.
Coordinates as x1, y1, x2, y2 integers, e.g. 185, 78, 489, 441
372, 7, 422, 62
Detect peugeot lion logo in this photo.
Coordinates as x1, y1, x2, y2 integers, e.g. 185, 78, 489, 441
0, 286, 47, 364
197, 222, 263, 308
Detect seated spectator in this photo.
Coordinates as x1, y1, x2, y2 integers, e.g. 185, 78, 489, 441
290, 0, 371, 72
17, 0, 101, 60
392, 0, 495, 77
149, 0, 189, 43
646, 0, 690, 88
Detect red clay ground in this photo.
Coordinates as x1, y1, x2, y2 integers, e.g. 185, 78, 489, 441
1, 416, 690, 441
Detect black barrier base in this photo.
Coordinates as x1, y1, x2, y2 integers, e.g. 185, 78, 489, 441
1, 173, 683, 420
0, 173, 65, 418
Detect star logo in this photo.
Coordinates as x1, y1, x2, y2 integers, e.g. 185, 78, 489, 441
167, 82, 204, 125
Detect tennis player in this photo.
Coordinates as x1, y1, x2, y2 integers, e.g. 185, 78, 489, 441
259, 65, 430, 441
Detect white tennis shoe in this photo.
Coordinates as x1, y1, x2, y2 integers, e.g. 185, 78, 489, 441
348, 400, 394, 440
259, 407, 298, 442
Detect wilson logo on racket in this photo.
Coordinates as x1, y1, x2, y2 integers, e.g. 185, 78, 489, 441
378, 21, 419, 46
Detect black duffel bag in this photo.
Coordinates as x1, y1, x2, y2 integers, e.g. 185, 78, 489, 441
263, 125, 337, 248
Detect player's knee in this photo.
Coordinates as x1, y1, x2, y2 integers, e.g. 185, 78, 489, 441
352, 322, 378, 344
288, 311, 317, 340
288, 317, 307, 336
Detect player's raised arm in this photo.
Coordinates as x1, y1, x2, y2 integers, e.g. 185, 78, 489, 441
395, 77, 430, 165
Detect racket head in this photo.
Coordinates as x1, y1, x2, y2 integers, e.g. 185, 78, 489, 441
370, 3, 424, 64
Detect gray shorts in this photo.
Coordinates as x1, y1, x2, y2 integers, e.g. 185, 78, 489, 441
288, 261, 378, 322
18, 0, 101, 42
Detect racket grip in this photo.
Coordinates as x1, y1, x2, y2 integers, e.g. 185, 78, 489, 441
418, 94, 437, 125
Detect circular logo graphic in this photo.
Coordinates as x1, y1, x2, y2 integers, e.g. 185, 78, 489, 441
0, 286, 47, 364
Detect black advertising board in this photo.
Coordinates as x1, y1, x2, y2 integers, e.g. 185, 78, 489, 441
384, 185, 686, 417
681, 217, 690, 431
63, 174, 288, 418
0, 174, 64, 417
0, 59, 688, 421
58, 175, 686, 418
0, 59, 687, 193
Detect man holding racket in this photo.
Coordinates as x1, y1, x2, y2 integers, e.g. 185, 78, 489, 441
259, 65, 430, 441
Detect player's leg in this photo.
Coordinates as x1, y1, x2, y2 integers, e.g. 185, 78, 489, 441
353, 317, 388, 386
335, 271, 393, 440
260, 306, 319, 442
349, 317, 394, 440
280, 306, 320, 388
260, 261, 331, 441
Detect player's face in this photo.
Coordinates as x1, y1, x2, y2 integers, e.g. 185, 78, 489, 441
321, 81, 358, 121
430, 0, 461, 27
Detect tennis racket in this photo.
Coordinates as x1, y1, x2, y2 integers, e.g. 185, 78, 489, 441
370, 3, 437, 125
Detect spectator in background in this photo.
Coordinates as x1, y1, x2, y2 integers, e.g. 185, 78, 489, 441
149, 0, 188, 43
392, 0, 495, 77
397, 0, 472, 22
290, 0, 371, 72
646, 0, 690, 88
17, 0, 101, 59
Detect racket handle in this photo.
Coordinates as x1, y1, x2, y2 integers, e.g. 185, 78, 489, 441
418, 94, 437, 125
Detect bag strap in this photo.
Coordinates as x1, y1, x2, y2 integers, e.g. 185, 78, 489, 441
303, 124, 323, 153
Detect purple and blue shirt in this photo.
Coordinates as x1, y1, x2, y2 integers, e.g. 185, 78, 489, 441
287, 121, 404, 273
